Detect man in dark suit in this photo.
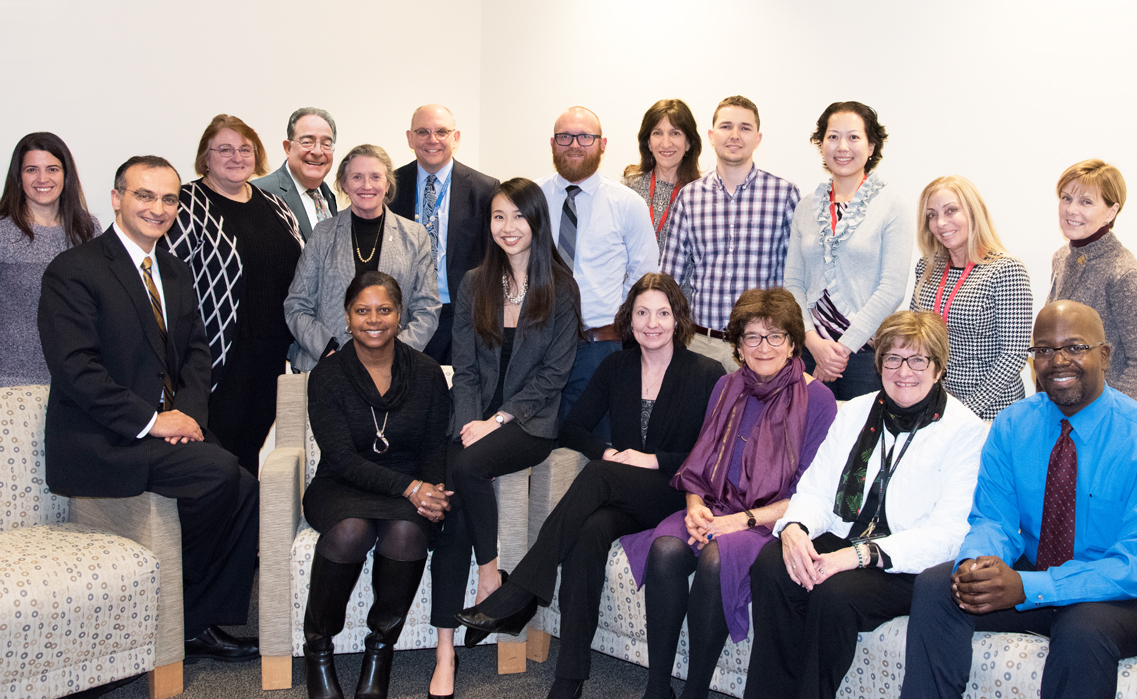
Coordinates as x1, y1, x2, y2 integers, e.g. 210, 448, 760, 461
253, 107, 338, 241
38, 156, 259, 662
390, 104, 497, 364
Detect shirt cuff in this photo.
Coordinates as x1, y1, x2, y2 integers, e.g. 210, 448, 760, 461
1016, 571, 1055, 610
137, 412, 158, 439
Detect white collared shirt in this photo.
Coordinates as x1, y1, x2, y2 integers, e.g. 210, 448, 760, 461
416, 158, 454, 303
287, 165, 323, 230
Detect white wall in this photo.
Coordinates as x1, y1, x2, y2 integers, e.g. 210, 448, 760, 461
3, 0, 1134, 327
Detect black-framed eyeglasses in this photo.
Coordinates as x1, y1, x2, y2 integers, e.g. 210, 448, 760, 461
741, 332, 787, 348
210, 145, 255, 158
882, 354, 933, 371
554, 133, 601, 147
412, 127, 454, 140
292, 138, 335, 152
1027, 342, 1104, 359
122, 188, 179, 207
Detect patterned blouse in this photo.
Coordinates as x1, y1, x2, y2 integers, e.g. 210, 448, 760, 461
910, 254, 1032, 420
623, 171, 679, 261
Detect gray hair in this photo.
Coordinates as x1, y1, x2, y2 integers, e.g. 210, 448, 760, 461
286, 107, 337, 141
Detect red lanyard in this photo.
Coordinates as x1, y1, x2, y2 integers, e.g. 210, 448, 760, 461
828, 174, 868, 235
933, 262, 975, 319
649, 170, 681, 239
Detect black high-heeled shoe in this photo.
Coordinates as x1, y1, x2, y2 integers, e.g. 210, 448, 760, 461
460, 570, 512, 648
455, 571, 538, 642
427, 653, 460, 699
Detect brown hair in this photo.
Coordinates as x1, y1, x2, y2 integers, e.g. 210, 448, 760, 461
1056, 159, 1127, 227
622, 99, 702, 190
613, 273, 694, 346
724, 287, 805, 364
193, 114, 269, 178
873, 311, 950, 378
0, 131, 97, 246
712, 95, 760, 129
334, 144, 398, 205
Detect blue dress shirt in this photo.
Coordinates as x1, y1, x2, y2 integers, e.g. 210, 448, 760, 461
956, 385, 1137, 609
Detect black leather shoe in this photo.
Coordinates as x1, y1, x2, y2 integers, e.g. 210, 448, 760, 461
547, 677, 584, 699
454, 596, 538, 639
459, 570, 519, 649
184, 625, 259, 663
427, 653, 460, 699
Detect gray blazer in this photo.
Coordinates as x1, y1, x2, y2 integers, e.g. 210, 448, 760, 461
449, 271, 580, 439
253, 161, 337, 241
285, 207, 440, 372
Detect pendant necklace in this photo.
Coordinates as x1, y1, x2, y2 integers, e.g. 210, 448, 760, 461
370, 407, 389, 454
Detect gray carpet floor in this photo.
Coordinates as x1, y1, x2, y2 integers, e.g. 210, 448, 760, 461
92, 571, 732, 699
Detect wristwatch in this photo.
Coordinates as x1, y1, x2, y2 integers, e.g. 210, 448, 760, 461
494, 413, 505, 426
745, 510, 756, 529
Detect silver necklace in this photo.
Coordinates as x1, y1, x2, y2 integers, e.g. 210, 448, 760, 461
370, 407, 389, 454
502, 273, 528, 305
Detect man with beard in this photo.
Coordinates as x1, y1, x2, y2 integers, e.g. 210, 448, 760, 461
538, 106, 656, 421
661, 95, 799, 371
254, 107, 338, 241
900, 300, 1137, 699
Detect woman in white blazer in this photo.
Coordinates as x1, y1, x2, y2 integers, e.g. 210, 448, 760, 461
743, 310, 988, 699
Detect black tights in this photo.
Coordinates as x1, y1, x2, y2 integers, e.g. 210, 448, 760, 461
644, 537, 730, 699
316, 517, 427, 564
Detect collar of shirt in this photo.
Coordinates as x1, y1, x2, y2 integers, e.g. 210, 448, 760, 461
417, 159, 455, 205
1045, 383, 1114, 440
709, 162, 759, 194
286, 163, 322, 226
113, 222, 167, 322
553, 170, 602, 197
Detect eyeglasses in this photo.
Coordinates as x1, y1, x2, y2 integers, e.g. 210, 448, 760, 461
210, 145, 255, 158
123, 188, 179, 207
554, 133, 601, 147
412, 127, 455, 140
1027, 342, 1104, 359
882, 354, 933, 371
741, 332, 787, 348
292, 138, 335, 152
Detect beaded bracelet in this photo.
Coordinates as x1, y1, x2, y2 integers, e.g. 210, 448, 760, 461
407, 480, 423, 500
854, 542, 866, 569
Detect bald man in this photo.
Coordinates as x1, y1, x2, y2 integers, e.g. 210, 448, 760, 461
390, 104, 498, 364
537, 106, 657, 422
901, 300, 1137, 699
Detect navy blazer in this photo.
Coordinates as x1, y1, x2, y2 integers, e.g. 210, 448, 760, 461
449, 271, 580, 439
390, 159, 497, 301
37, 228, 213, 497
253, 161, 338, 241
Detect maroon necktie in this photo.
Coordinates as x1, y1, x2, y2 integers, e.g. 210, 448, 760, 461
1035, 419, 1077, 571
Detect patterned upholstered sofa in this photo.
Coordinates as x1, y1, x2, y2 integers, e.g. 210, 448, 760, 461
258, 371, 534, 690
526, 448, 1137, 699
0, 385, 184, 699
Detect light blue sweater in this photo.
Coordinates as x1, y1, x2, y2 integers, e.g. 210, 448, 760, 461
783, 172, 913, 352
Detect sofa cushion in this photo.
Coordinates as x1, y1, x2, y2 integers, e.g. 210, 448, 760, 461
0, 386, 67, 532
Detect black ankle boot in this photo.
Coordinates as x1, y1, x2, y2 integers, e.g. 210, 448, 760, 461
355, 555, 427, 699
303, 553, 365, 699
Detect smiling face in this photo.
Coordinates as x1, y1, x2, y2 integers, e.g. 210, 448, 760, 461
348, 284, 401, 353
881, 342, 942, 408
551, 108, 606, 183
111, 165, 181, 253
21, 150, 65, 215
285, 114, 335, 190
207, 128, 255, 189
489, 193, 533, 260
649, 116, 688, 177
1033, 302, 1110, 416
924, 188, 972, 261
343, 156, 390, 219
821, 111, 873, 179
709, 105, 761, 168
740, 318, 793, 380
1058, 181, 1120, 241
631, 289, 675, 351
406, 105, 460, 175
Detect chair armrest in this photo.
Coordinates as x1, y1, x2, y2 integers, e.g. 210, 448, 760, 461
259, 446, 304, 657
527, 448, 589, 549
70, 493, 184, 667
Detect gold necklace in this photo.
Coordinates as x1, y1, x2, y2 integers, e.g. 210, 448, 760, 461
353, 216, 381, 263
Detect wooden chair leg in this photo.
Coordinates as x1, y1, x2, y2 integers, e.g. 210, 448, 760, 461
147, 661, 182, 699
498, 640, 527, 674
526, 627, 551, 662
261, 655, 294, 690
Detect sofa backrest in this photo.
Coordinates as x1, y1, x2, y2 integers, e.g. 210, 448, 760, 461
0, 385, 69, 531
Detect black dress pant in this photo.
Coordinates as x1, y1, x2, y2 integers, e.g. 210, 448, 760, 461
208, 335, 290, 475
901, 560, 1137, 699
508, 460, 685, 680
144, 434, 259, 638
424, 303, 454, 365
745, 533, 916, 699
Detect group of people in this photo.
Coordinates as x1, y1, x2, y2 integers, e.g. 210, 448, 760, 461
2, 93, 1136, 699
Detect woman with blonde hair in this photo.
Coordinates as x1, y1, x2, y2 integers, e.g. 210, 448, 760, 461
1047, 159, 1137, 398
910, 175, 1032, 419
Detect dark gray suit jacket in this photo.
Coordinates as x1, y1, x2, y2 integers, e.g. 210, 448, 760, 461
253, 161, 338, 241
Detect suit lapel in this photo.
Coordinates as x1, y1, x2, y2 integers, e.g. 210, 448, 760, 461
102, 231, 168, 365
445, 161, 470, 277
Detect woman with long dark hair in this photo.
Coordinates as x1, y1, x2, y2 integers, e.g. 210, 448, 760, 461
0, 132, 98, 386
427, 177, 582, 698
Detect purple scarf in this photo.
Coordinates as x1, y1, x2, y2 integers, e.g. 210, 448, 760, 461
671, 357, 809, 515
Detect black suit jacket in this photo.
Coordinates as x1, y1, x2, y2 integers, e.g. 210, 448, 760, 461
390, 159, 497, 300
253, 161, 338, 241
37, 227, 213, 497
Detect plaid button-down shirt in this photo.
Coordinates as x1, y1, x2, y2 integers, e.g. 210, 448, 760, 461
661, 165, 800, 331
